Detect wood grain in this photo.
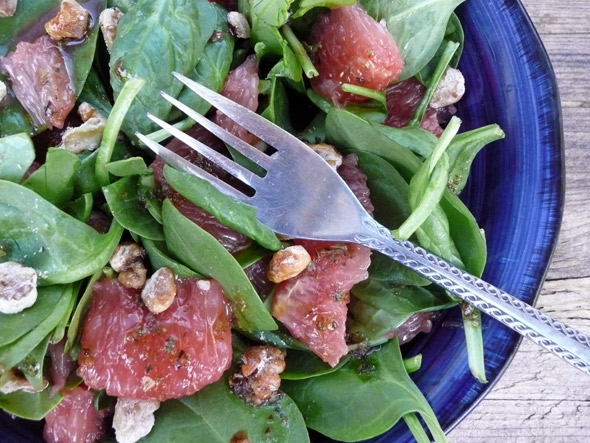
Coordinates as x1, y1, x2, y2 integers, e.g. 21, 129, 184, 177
450, 1, 590, 441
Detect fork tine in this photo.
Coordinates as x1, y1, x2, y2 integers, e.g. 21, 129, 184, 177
172, 72, 311, 154
160, 92, 272, 170
136, 132, 250, 203
146, 113, 261, 188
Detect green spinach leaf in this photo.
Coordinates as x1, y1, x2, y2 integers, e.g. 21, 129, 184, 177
0, 133, 35, 183
103, 176, 164, 241
360, 0, 464, 80
162, 200, 277, 332
0, 180, 123, 285
18, 333, 51, 391
144, 375, 309, 443
0, 388, 62, 420
141, 238, 202, 279
164, 165, 281, 251
109, 0, 216, 136
282, 350, 349, 380
64, 193, 94, 222
105, 157, 149, 177
292, 0, 356, 19
24, 148, 80, 207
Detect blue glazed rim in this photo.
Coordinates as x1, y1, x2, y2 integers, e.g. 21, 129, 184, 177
0, 0, 564, 442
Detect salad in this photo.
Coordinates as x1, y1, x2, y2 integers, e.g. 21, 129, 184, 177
0, 0, 506, 442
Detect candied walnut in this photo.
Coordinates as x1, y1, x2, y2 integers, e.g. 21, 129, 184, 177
230, 431, 250, 443
110, 242, 147, 289
227, 12, 250, 39
45, 0, 90, 42
77, 102, 104, 122
118, 263, 147, 290
229, 345, 286, 406
141, 267, 177, 314
112, 398, 160, 443
0, 0, 17, 18
307, 143, 343, 171
0, 262, 38, 314
59, 115, 107, 154
267, 246, 311, 284
99, 7, 124, 52
0, 369, 47, 394
430, 67, 465, 109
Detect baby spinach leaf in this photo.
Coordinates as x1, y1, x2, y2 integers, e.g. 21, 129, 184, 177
348, 280, 455, 344
141, 238, 202, 279
65, 270, 103, 357
0, 284, 64, 348
144, 375, 309, 443
369, 253, 430, 287
292, 0, 356, 19
107, 0, 136, 13
0, 99, 34, 138
0, 284, 75, 370
360, 0, 464, 80
105, 157, 149, 177
281, 350, 349, 380
51, 281, 81, 343
162, 200, 277, 332
176, 3, 235, 116
0, 180, 123, 285
74, 150, 101, 197
18, 333, 51, 391
64, 193, 94, 222
109, 0, 216, 136
0, 388, 63, 421
283, 339, 446, 442
261, 77, 293, 132
0, 133, 35, 183
164, 165, 281, 251
24, 148, 81, 207
78, 68, 112, 118
447, 124, 505, 194
103, 176, 164, 241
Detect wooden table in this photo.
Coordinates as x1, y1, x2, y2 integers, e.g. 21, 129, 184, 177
450, 1, 590, 441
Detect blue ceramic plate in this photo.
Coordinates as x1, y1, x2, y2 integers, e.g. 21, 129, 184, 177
1, 0, 563, 441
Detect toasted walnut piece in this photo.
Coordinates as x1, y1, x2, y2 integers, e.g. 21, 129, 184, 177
0, 369, 48, 394
99, 7, 123, 52
59, 116, 107, 154
430, 67, 465, 109
141, 267, 177, 314
0, 80, 7, 103
45, 0, 90, 41
113, 398, 160, 443
307, 143, 343, 171
230, 431, 250, 443
77, 102, 104, 122
0, 0, 17, 18
118, 262, 147, 290
110, 242, 145, 273
227, 12, 250, 39
0, 262, 38, 314
229, 345, 286, 406
267, 245, 311, 283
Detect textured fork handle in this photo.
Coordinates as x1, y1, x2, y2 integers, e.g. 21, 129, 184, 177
356, 217, 590, 375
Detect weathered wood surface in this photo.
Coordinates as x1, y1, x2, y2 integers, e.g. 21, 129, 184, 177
450, 1, 590, 441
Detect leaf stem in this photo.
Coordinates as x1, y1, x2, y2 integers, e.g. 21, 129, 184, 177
145, 117, 195, 143
462, 302, 487, 383
409, 41, 460, 127
403, 354, 423, 374
341, 84, 387, 109
95, 77, 145, 187
281, 24, 318, 79
403, 413, 431, 443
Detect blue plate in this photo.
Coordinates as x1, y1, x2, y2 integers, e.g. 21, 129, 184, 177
0, 0, 563, 441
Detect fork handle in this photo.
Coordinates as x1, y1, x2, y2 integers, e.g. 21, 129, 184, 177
356, 217, 590, 375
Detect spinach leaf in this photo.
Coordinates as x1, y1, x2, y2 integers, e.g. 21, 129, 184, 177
281, 350, 349, 380
103, 176, 164, 241
283, 339, 446, 442
0, 284, 62, 348
417, 12, 464, 84
0, 180, 123, 285
109, 0, 216, 136
65, 270, 103, 357
447, 124, 505, 194
144, 375, 309, 443
141, 238, 202, 279
74, 150, 101, 197
0, 388, 62, 420
164, 165, 281, 251
261, 77, 293, 132
107, 0, 135, 13
162, 200, 277, 332
360, 0, 464, 80
18, 333, 51, 391
0, 133, 35, 183
105, 157, 149, 177
78, 68, 112, 118
64, 193, 94, 222
348, 280, 455, 344
24, 148, 80, 207
176, 3, 235, 116
0, 284, 76, 369
292, 0, 356, 19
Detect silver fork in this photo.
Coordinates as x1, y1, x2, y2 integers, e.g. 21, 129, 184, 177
137, 73, 590, 375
